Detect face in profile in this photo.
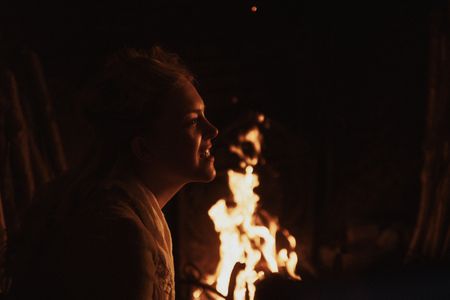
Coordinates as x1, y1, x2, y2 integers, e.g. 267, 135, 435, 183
146, 79, 219, 184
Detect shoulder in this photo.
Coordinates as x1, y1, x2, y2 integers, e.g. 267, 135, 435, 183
72, 184, 146, 242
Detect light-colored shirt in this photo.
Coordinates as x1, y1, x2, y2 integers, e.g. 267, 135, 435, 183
10, 174, 176, 300
104, 177, 175, 300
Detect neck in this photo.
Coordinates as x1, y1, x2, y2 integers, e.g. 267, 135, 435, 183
134, 166, 186, 209
145, 180, 184, 209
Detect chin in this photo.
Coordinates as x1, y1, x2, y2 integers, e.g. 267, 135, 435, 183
204, 169, 217, 182
193, 167, 217, 183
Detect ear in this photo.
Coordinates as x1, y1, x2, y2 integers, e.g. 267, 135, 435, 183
131, 136, 153, 162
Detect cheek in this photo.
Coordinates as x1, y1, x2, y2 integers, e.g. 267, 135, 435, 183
152, 125, 202, 173
181, 133, 201, 157
169, 131, 201, 162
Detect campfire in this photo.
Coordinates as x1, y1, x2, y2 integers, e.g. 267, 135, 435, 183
193, 116, 301, 300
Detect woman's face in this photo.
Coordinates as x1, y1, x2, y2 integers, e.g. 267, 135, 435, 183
146, 80, 219, 184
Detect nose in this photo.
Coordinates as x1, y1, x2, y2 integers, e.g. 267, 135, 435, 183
203, 118, 219, 140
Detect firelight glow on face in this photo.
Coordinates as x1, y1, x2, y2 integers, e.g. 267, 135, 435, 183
148, 79, 218, 184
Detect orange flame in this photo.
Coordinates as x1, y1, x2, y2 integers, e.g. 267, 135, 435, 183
198, 119, 301, 300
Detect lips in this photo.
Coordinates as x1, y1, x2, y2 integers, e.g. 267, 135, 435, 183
200, 148, 212, 159
200, 144, 213, 160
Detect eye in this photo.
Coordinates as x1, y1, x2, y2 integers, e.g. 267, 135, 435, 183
188, 118, 199, 126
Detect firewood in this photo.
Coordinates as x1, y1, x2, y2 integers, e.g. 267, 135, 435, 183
226, 262, 245, 300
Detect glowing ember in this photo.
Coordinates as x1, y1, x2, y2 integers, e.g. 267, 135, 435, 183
198, 121, 301, 300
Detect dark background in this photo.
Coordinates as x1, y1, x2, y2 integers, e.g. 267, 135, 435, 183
1, 0, 447, 298
0, 0, 432, 162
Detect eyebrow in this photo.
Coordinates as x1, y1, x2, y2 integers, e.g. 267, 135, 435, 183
185, 108, 205, 114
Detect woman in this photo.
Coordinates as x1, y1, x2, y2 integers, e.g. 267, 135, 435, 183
8, 46, 218, 299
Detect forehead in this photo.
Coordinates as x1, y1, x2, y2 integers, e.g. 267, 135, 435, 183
167, 80, 205, 114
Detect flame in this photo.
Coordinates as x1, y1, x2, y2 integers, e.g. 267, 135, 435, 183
198, 121, 301, 300
193, 289, 202, 299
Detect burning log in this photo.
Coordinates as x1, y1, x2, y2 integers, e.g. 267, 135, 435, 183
186, 262, 246, 300
182, 264, 227, 300
226, 262, 246, 300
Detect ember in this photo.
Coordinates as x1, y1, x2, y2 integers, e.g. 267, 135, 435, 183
197, 119, 301, 300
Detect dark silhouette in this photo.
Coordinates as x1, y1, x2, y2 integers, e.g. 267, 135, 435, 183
6, 46, 218, 300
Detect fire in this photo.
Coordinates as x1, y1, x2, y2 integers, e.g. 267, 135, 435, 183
193, 289, 202, 299
199, 118, 300, 300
